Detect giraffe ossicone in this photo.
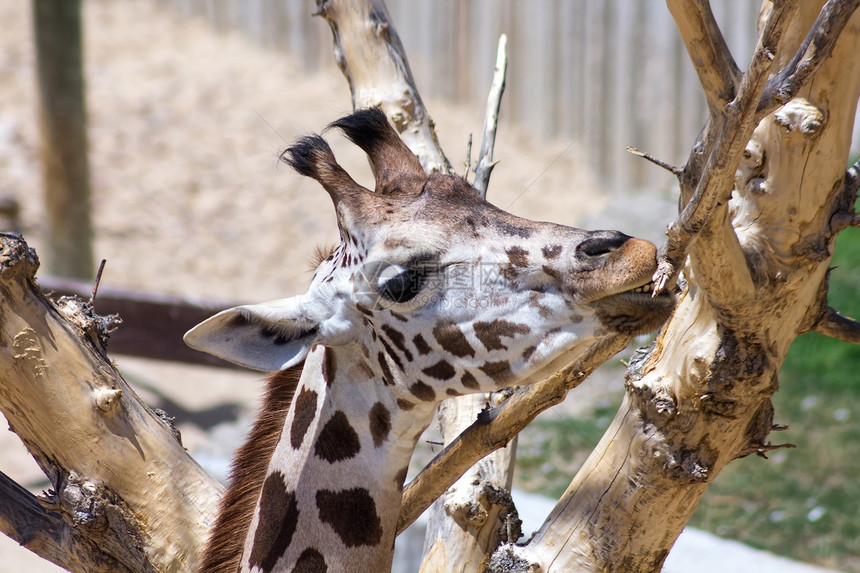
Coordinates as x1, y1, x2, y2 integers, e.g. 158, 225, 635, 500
186, 108, 674, 573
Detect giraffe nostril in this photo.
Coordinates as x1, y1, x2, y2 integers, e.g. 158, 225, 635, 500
577, 233, 631, 258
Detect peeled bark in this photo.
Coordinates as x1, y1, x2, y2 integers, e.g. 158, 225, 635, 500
0, 233, 221, 572
499, 3, 860, 571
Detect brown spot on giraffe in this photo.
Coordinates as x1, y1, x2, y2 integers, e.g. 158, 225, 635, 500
473, 319, 531, 351
322, 348, 337, 387
505, 246, 530, 267
412, 333, 432, 355
377, 351, 394, 385
432, 320, 475, 358
355, 303, 374, 317
293, 548, 327, 572
460, 371, 479, 390
248, 472, 299, 572
422, 359, 456, 381
379, 336, 405, 371
409, 380, 436, 401
290, 387, 318, 450
314, 411, 361, 463
389, 310, 408, 323
396, 398, 415, 411
502, 246, 530, 280
369, 402, 391, 447
315, 488, 383, 547
542, 244, 563, 259
479, 360, 514, 384
381, 324, 413, 362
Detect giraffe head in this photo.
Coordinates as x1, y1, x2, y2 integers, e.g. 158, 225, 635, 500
185, 108, 674, 398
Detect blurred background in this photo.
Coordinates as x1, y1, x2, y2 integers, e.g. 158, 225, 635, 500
0, 1, 858, 572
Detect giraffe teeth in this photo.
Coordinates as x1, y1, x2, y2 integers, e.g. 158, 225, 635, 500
627, 281, 655, 295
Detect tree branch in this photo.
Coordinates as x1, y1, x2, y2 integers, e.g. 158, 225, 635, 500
0, 471, 132, 573
473, 34, 507, 198
0, 233, 221, 572
398, 333, 629, 534
814, 306, 860, 345
654, 0, 796, 297
757, 0, 860, 119
626, 146, 682, 177
313, 0, 452, 174
666, 0, 741, 114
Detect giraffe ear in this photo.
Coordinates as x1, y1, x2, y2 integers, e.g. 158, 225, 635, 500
184, 297, 320, 372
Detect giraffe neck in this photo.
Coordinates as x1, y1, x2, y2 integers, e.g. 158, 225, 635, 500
240, 345, 436, 573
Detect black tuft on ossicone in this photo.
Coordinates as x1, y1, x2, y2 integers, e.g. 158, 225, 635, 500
280, 135, 336, 179
328, 107, 393, 157
327, 108, 426, 196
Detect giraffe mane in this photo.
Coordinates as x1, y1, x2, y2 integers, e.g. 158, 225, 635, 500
308, 243, 338, 271
198, 362, 304, 573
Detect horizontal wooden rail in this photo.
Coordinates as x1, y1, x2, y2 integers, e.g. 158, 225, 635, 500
38, 276, 238, 368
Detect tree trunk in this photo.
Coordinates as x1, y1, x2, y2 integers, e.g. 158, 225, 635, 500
0, 233, 220, 572
32, 0, 94, 280
496, 2, 860, 571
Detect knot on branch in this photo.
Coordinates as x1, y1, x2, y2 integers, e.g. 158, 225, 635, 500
488, 544, 542, 573
0, 232, 39, 284
55, 295, 122, 353
665, 447, 712, 483
41, 472, 155, 572
773, 97, 825, 139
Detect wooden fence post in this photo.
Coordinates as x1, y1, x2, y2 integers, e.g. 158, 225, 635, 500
33, 0, 94, 280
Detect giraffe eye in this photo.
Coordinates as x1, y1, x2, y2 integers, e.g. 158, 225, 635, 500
377, 265, 427, 303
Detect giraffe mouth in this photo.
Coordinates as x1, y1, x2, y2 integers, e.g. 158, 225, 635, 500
593, 278, 676, 335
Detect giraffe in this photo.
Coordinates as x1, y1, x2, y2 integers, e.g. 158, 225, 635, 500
184, 108, 675, 573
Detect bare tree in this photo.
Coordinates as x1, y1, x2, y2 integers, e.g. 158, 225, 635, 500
1, 1, 858, 572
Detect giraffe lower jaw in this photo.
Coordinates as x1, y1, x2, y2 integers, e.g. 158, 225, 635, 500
593, 280, 676, 335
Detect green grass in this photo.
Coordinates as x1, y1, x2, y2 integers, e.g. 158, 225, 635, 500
515, 228, 860, 572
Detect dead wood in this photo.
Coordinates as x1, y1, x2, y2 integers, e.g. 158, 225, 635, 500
0, 233, 221, 572
501, 3, 860, 571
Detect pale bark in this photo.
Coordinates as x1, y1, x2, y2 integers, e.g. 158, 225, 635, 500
0, 233, 221, 572
473, 34, 507, 198
418, 392, 518, 573
313, 0, 452, 175
498, 3, 860, 571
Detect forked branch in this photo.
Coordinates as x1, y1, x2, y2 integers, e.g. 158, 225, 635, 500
758, 0, 860, 119
654, 1, 797, 295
